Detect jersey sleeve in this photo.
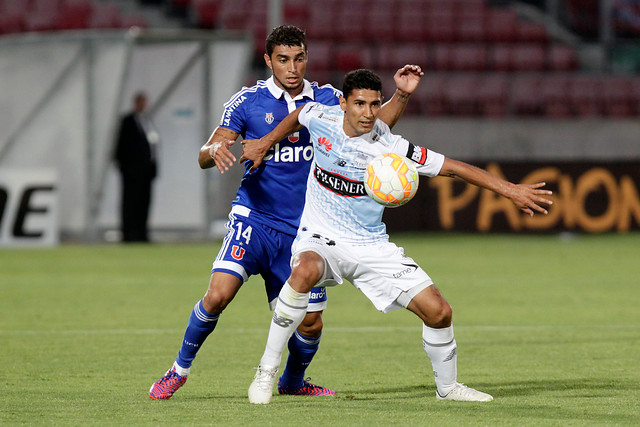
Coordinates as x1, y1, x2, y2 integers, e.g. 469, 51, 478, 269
297, 101, 320, 128
219, 89, 248, 135
393, 138, 445, 177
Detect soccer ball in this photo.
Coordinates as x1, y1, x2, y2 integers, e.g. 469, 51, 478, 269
364, 153, 419, 207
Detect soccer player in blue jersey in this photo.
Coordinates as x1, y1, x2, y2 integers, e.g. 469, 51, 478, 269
243, 69, 553, 403
149, 26, 424, 400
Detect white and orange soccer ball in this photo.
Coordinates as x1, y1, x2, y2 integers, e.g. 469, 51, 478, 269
364, 153, 419, 207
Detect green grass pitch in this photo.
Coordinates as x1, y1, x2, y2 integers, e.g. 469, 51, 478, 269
1, 233, 639, 425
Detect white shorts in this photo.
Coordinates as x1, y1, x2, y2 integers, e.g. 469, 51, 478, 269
291, 230, 434, 313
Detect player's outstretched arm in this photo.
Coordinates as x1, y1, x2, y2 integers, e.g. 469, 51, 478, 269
377, 65, 424, 129
439, 158, 553, 216
240, 105, 305, 172
198, 126, 239, 173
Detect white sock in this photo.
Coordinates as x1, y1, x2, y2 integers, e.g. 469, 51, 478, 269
260, 282, 309, 368
422, 324, 457, 396
173, 361, 190, 377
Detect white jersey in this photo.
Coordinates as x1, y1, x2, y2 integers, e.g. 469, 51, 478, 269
297, 103, 445, 244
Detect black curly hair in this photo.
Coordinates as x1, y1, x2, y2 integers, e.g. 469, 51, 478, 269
265, 25, 307, 57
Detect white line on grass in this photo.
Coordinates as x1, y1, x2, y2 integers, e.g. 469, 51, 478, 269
0, 324, 638, 336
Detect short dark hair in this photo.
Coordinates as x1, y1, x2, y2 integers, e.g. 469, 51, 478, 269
265, 25, 307, 57
342, 69, 383, 99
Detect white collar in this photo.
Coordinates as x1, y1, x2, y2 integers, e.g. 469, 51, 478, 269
266, 76, 315, 102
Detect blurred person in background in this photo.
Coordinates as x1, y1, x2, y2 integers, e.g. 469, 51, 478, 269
114, 91, 159, 243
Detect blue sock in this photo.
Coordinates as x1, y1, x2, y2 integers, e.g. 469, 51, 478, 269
176, 300, 219, 369
279, 331, 321, 390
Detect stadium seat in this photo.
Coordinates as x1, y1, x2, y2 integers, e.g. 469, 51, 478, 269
489, 44, 513, 71
306, 2, 338, 40
366, 11, 397, 43
307, 41, 334, 72
26, 0, 62, 32
602, 77, 633, 117
540, 74, 571, 117
283, 0, 308, 29
547, 44, 579, 71
456, 12, 487, 43
375, 43, 430, 71
485, 8, 518, 42
450, 44, 487, 71
335, 43, 375, 71
510, 74, 544, 116
335, 10, 367, 43
517, 20, 549, 43
443, 74, 480, 115
398, 9, 430, 42
511, 44, 546, 71
57, 0, 93, 30
476, 73, 509, 117
416, 73, 447, 116
89, 3, 122, 29
569, 75, 602, 116
424, 12, 456, 42
191, 0, 221, 28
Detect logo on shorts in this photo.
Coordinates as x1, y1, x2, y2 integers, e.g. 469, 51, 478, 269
393, 262, 418, 279
231, 245, 245, 260
265, 112, 274, 124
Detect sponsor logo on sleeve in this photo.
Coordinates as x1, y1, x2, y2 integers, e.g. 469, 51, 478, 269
407, 143, 428, 165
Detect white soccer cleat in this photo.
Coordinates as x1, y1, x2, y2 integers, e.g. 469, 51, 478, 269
248, 365, 278, 404
436, 383, 493, 402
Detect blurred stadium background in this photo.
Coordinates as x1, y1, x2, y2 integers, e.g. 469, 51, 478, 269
1, 0, 639, 246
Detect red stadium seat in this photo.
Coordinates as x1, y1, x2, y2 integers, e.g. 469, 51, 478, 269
547, 44, 579, 71
398, 9, 429, 42
456, 12, 487, 42
375, 43, 430, 71
476, 73, 509, 117
511, 44, 546, 71
416, 73, 447, 116
191, 0, 221, 28
510, 74, 544, 116
57, 0, 93, 30
366, 11, 397, 42
443, 74, 480, 116
335, 44, 375, 71
89, 3, 122, 29
424, 12, 456, 42
283, 0, 309, 29
489, 44, 513, 71
306, 2, 338, 40
485, 8, 518, 42
602, 77, 633, 117
569, 75, 602, 116
335, 10, 368, 43
26, 0, 63, 32
517, 21, 549, 43
307, 41, 334, 72
450, 44, 487, 71
540, 74, 571, 117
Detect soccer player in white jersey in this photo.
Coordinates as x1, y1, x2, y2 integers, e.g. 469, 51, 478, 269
242, 69, 553, 404
149, 26, 424, 400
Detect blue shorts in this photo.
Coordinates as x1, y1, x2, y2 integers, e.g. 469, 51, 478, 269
212, 206, 327, 311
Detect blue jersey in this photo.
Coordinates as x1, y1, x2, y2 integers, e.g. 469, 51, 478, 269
220, 77, 341, 235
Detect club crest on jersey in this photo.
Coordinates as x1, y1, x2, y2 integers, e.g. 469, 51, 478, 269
288, 132, 299, 143
231, 245, 246, 260
265, 112, 274, 124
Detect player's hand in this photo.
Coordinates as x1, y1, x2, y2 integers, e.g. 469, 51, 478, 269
210, 139, 236, 174
240, 138, 271, 173
394, 64, 424, 95
509, 182, 553, 217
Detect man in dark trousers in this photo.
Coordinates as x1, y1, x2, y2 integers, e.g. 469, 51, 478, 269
115, 92, 158, 242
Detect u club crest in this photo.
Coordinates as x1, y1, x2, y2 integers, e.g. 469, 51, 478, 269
265, 112, 274, 124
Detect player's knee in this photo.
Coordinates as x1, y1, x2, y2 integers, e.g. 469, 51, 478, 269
297, 311, 323, 337
290, 252, 324, 288
428, 301, 452, 328
202, 288, 232, 313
